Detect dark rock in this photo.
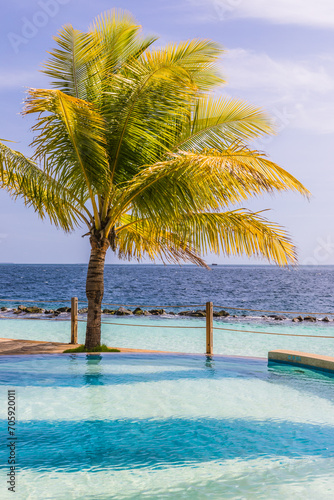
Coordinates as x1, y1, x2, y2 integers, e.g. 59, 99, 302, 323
149, 309, 166, 315
44, 309, 54, 314
178, 311, 193, 316
53, 311, 61, 317
13, 309, 22, 314
103, 309, 116, 314
116, 307, 132, 316
0, 307, 7, 311
304, 316, 317, 322
268, 314, 286, 320
143, 310, 150, 316
296, 316, 303, 322
189, 310, 206, 317
168, 311, 176, 315
133, 308, 144, 315
18, 305, 27, 311
26, 306, 44, 314
292, 318, 300, 323
322, 316, 330, 322
78, 308, 88, 314
56, 307, 71, 313
218, 310, 230, 317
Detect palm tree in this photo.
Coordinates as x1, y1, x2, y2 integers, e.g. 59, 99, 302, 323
0, 10, 308, 349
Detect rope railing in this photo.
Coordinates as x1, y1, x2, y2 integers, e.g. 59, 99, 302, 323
0, 317, 70, 321
2, 315, 332, 336
2, 315, 333, 334
213, 305, 334, 316
0, 298, 71, 304
213, 325, 334, 339
1, 298, 334, 355
97, 320, 202, 329
100, 303, 205, 309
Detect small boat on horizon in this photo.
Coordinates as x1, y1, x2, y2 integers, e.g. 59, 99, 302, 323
211, 263, 218, 266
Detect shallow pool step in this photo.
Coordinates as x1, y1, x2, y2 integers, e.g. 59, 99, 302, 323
268, 349, 334, 373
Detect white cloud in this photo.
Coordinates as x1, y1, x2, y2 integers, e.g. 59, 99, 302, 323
223, 49, 333, 94
220, 48, 334, 134
207, 0, 334, 27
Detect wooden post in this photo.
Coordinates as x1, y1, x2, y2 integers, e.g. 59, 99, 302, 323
206, 301, 213, 355
71, 297, 78, 344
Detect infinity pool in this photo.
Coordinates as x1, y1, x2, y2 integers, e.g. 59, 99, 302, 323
1, 353, 334, 499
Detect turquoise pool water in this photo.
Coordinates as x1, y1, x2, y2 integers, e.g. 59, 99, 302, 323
0, 353, 334, 499
1, 315, 334, 358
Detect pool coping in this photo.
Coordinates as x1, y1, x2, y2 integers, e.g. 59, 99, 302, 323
268, 349, 334, 373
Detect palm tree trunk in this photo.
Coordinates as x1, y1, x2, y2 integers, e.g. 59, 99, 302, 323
85, 236, 109, 350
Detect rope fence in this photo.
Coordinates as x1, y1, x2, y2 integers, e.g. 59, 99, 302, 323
0, 299, 72, 304
213, 305, 334, 316
1, 298, 334, 354
213, 326, 334, 339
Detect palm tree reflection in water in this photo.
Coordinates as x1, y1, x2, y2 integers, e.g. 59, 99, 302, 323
84, 354, 104, 386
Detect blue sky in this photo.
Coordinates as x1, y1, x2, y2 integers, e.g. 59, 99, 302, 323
1, 0, 334, 264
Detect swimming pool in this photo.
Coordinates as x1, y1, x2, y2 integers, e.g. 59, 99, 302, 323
0, 353, 334, 499
1, 315, 334, 358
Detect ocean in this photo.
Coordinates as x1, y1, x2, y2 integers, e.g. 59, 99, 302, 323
0, 264, 334, 315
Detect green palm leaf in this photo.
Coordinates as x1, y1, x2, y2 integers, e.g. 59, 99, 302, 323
0, 142, 90, 230
91, 9, 157, 76
42, 26, 101, 100
174, 96, 274, 152
107, 145, 309, 232
116, 215, 207, 267
175, 210, 297, 266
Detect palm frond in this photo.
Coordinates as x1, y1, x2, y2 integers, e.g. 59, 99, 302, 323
90, 9, 157, 75
115, 215, 207, 267
175, 210, 297, 266
24, 89, 110, 226
139, 38, 224, 91
100, 38, 224, 189
106, 145, 309, 231
42, 26, 101, 101
0, 142, 90, 231
173, 96, 274, 152
115, 209, 296, 267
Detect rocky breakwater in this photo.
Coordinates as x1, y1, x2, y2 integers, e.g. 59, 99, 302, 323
0, 305, 73, 318
1, 305, 333, 323
100, 307, 230, 318
263, 314, 332, 323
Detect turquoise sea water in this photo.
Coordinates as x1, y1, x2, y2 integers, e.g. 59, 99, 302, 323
0, 353, 334, 499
